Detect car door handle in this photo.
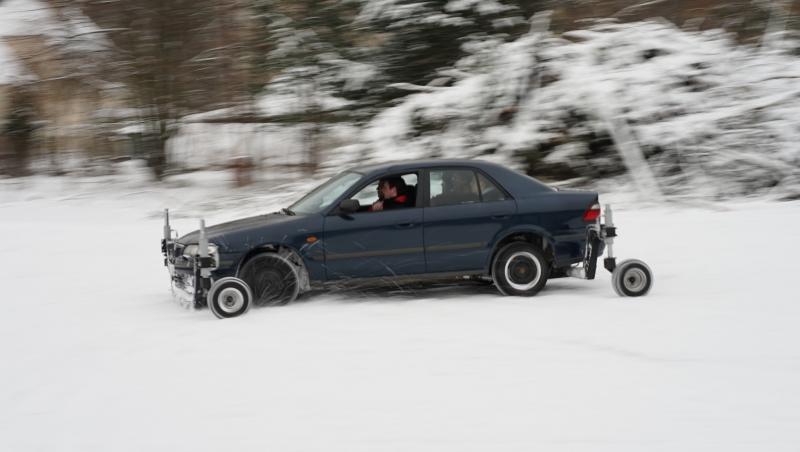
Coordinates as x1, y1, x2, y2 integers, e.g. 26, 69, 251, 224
491, 215, 510, 220
395, 222, 416, 229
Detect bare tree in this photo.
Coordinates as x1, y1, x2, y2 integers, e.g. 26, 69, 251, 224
79, 0, 256, 178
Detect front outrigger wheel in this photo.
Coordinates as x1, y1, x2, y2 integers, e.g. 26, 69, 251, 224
612, 259, 653, 297
492, 242, 550, 296
208, 277, 253, 319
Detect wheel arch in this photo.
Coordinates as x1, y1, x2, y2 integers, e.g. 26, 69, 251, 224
487, 226, 556, 275
235, 244, 311, 293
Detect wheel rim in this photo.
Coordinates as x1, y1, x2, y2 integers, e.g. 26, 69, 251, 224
504, 251, 542, 291
251, 268, 291, 304
623, 268, 648, 293
217, 287, 245, 313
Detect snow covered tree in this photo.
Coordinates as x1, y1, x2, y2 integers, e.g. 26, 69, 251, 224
356, 0, 527, 103
252, 0, 369, 171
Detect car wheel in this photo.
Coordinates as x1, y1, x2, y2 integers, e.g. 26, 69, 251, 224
208, 277, 252, 319
492, 242, 550, 296
239, 253, 300, 306
612, 259, 653, 297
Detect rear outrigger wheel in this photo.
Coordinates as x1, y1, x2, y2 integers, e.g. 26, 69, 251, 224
492, 242, 550, 296
612, 259, 653, 297
239, 253, 300, 307
208, 277, 253, 319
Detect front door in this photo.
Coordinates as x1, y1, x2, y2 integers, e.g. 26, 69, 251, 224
323, 173, 424, 280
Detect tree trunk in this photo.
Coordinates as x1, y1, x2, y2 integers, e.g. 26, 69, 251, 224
143, 121, 168, 180
3, 88, 36, 177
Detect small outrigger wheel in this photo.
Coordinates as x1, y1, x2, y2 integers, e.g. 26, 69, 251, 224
612, 259, 653, 297
208, 277, 253, 319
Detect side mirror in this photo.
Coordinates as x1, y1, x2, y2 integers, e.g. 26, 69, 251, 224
339, 199, 360, 214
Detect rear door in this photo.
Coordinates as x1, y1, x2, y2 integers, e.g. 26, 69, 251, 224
422, 168, 516, 273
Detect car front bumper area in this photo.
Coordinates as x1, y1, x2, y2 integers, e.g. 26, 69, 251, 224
161, 210, 217, 308
164, 249, 216, 308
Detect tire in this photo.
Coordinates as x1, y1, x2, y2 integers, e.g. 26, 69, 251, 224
492, 242, 550, 296
208, 277, 252, 319
238, 253, 300, 306
612, 259, 653, 297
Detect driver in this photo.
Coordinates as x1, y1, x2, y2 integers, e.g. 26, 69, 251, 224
371, 176, 413, 211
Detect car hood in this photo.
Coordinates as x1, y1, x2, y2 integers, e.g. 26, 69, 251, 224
177, 213, 297, 247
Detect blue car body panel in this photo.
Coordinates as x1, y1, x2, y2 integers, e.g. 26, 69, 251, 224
423, 200, 517, 273
177, 159, 598, 283
323, 208, 425, 279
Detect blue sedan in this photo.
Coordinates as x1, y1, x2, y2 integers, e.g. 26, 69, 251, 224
161, 159, 653, 318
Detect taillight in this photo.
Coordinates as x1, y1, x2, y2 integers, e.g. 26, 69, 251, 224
583, 202, 601, 222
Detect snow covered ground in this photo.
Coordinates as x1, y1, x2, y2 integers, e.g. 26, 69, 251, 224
1, 169, 799, 451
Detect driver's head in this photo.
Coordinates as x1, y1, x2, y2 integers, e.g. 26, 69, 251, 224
378, 176, 405, 200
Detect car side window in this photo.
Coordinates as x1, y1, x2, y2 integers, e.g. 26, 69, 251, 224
477, 173, 507, 202
352, 181, 379, 206
429, 169, 480, 207
349, 173, 418, 212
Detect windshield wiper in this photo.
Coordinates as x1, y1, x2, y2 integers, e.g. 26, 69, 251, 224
280, 207, 296, 216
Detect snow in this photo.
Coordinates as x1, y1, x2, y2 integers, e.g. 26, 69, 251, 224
0, 0, 47, 83
358, 0, 503, 28
0, 0, 106, 53
445, 0, 516, 16
164, 121, 360, 175
0, 0, 51, 38
1, 170, 799, 451
257, 89, 351, 117
0, 40, 25, 84
166, 122, 308, 171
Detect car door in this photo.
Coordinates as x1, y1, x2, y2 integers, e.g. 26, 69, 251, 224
323, 173, 425, 280
423, 168, 516, 273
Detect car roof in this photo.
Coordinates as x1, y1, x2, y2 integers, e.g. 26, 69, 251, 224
353, 158, 502, 176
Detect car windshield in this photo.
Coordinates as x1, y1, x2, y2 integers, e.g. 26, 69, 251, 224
289, 171, 363, 214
